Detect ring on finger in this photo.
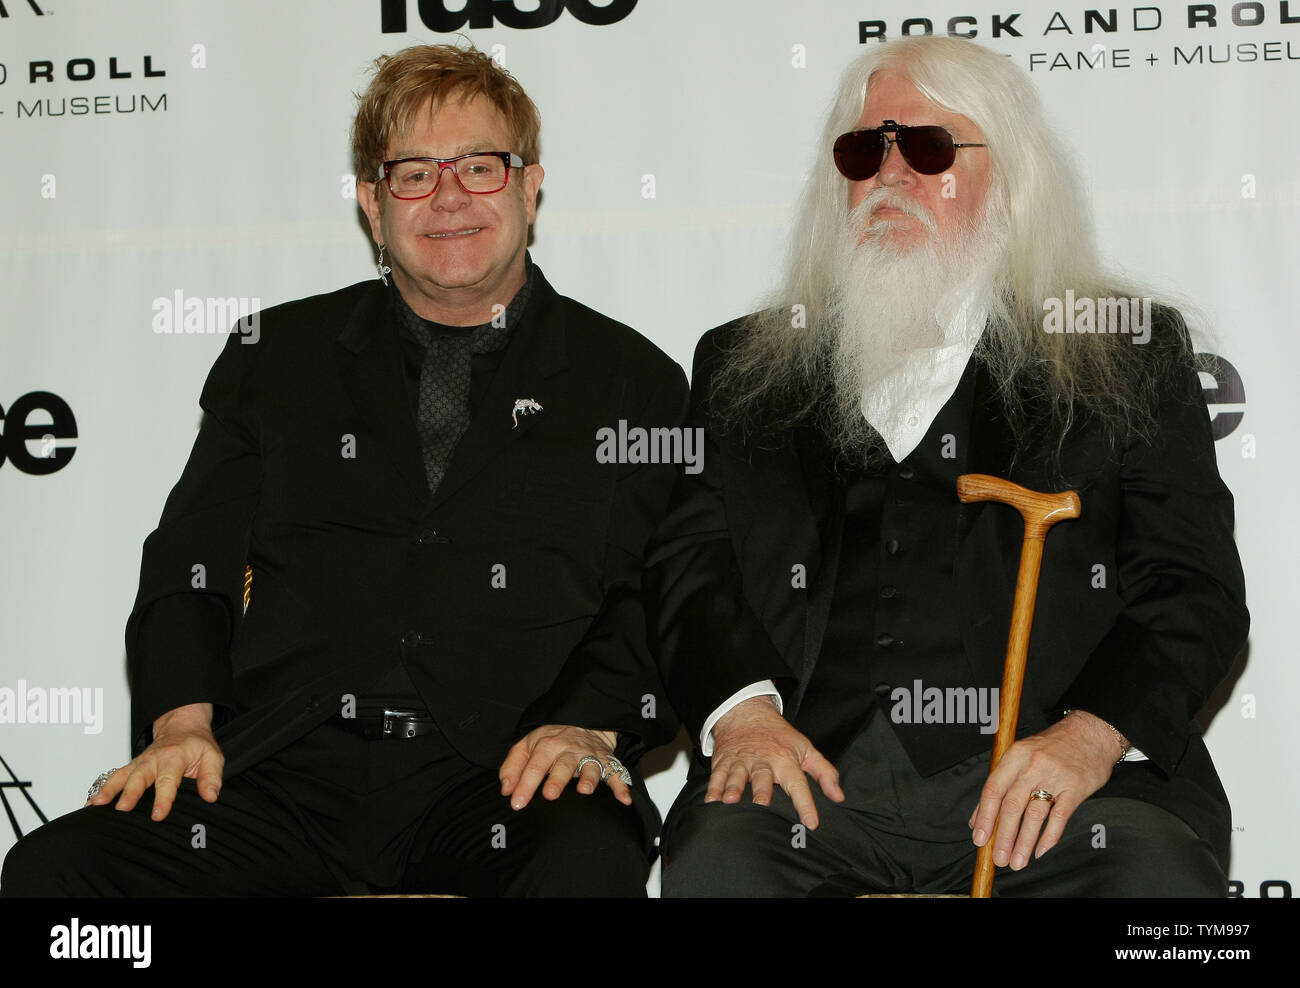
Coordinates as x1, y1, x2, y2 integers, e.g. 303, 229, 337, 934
574, 755, 605, 779
1029, 789, 1055, 803
87, 768, 121, 801
603, 755, 633, 787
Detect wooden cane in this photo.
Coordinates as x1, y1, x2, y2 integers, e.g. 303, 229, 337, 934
956, 473, 1081, 898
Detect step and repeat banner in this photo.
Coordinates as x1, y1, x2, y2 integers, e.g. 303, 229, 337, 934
1, 1, 1294, 896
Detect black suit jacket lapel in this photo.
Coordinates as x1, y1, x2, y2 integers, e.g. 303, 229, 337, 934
955, 356, 1017, 542
788, 423, 846, 711
334, 281, 429, 503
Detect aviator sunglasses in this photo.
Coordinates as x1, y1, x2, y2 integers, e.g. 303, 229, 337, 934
833, 119, 986, 179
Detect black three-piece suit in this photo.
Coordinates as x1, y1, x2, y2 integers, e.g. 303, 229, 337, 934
647, 311, 1249, 896
1, 265, 688, 896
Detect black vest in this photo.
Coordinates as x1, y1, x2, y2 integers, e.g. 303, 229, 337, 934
794, 357, 1003, 769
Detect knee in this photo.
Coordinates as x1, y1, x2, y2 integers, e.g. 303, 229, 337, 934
1, 833, 48, 896
505, 788, 649, 897
1, 813, 100, 897
1056, 798, 1225, 897
661, 799, 798, 897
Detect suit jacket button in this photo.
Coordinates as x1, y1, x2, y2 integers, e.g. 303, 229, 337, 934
402, 630, 421, 648
898, 466, 915, 480
873, 682, 891, 697
879, 584, 897, 599
876, 633, 898, 648
885, 539, 901, 555
418, 529, 438, 545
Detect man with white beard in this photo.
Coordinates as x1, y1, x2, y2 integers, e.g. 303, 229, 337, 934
646, 37, 1247, 896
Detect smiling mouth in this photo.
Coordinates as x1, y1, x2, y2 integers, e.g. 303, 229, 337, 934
425, 228, 483, 239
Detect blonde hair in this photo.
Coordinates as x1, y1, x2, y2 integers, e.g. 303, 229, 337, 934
352, 43, 541, 181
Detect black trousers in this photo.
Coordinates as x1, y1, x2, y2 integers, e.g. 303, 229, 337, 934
661, 708, 1225, 897
1, 720, 650, 897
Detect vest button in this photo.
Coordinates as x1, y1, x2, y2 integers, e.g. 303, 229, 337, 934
879, 584, 897, 599
402, 630, 422, 648
898, 466, 915, 480
417, 529, 439, 545
885, 539, 901, 555
876, 633, 898, 647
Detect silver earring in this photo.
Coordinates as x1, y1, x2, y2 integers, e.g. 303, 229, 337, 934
377, 244, 391, 286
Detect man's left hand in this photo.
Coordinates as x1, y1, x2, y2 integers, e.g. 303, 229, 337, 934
969, 710, 1121, 870
499, 725, 628, 810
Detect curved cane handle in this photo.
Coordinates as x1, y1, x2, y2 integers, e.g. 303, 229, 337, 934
957, 474, 1080, 539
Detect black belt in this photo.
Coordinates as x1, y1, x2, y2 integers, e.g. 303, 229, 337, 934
332, 707, 439, 741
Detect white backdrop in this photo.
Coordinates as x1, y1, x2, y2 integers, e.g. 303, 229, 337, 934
1, 0, 1294, 897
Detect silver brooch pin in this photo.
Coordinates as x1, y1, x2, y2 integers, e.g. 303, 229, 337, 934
511, 398, 543, 429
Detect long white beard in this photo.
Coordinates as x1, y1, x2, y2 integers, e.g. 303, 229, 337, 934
822, 187, 1007, 458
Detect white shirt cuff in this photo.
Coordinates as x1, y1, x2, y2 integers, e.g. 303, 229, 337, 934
700, 681, 782, 756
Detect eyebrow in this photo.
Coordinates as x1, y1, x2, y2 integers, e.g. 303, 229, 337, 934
390, 141, 499, 159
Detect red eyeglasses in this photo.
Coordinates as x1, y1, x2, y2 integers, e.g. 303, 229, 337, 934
377, 151, 524, 199
833, 120, 986, 179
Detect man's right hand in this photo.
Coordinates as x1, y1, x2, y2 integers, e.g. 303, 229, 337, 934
707, 696, 844, 829
86, 702, 224, 822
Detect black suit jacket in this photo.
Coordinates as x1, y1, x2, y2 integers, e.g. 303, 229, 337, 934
646, 311, 1248, 864
125, 270, 688, 823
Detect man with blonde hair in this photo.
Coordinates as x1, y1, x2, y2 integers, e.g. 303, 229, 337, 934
648, 36, 1247, 896
3, 44, 686, 897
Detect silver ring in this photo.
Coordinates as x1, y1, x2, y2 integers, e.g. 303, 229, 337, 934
603, 755, 633, 787
575, 755, 604, 779
86, 768, 119, 801
1029, 789, 1055, 803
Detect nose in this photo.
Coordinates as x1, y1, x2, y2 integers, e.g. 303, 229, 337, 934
427, 163, 472, 207
876, 135, 915, 188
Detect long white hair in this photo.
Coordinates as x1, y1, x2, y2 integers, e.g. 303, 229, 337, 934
712, 36, 1173, 460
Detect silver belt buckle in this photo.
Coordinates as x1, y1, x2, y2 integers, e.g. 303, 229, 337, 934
381, 708, 422, 738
